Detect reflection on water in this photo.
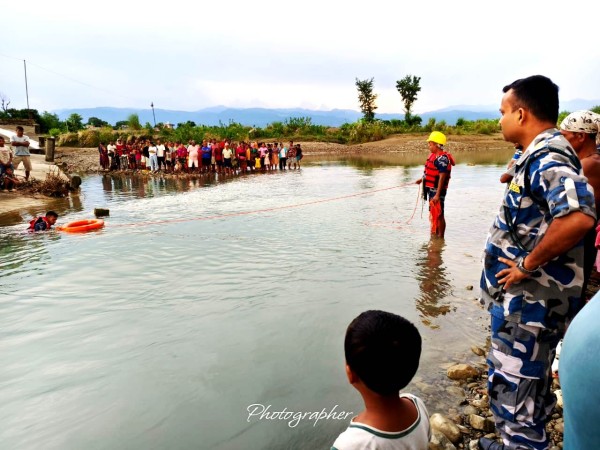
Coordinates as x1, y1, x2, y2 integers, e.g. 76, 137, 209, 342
307, 147, 515, 169
415, 238, 454, 328
0, 159, 508, 450
99, 173, 227, 198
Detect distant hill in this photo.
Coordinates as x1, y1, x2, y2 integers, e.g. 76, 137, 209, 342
53, 98, 600, 127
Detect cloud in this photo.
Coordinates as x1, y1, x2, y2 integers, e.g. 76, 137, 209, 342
2, 0, 599, 113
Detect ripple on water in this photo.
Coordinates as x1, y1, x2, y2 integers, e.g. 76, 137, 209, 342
0, 161, 508, 449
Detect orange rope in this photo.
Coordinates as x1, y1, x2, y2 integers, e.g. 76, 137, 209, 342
405, 182, 421, 225
118, 181, 417, 228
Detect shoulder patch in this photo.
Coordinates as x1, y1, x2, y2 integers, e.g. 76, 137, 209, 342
508, 181, 521, 194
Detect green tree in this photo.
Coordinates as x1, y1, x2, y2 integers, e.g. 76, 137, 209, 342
396, 75, 421, 126
591, 105, 600, 114
355, 78, 378, 122
87, 116, 109, 127
127, 113, 142, 130
5, 108, 42, 123
114, 120, 128, 129
557, 110, 571, 126
65, 113, 84, 131
39, 111, 63, 133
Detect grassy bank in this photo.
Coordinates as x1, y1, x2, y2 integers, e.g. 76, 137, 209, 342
54, 117, 502, 148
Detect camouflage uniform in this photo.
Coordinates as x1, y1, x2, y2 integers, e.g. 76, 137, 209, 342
480, 129, 596, 449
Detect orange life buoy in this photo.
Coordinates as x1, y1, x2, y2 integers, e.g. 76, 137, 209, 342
58, 219, 105, 233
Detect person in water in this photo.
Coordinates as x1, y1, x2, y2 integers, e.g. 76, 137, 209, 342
28, 211, 59, 231
415, 131, 454, 238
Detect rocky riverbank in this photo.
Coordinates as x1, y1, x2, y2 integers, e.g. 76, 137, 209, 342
428, 348, 564, 450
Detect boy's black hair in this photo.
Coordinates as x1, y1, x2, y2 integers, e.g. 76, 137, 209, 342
46, 211, 58, 218
503, 75, 559, 125
345, 310, 421, 396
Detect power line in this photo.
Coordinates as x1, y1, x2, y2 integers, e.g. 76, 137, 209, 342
0, 52, 143, 104
0, 52, 23, 62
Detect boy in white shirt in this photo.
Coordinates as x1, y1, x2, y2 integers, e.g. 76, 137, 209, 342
332, 310, 430, 450
11, 126, 31, 181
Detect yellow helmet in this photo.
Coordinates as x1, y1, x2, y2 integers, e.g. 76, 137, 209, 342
427, 131, 447, 146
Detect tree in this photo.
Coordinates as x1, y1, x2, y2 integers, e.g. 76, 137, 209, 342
114, 120, 128, 129
5, 108, 41, 122
39, 112, 63, 133
355, 78, 378, 122
557, 111, 571, 126
87, 116, 109, 128
591, 105, 600, 114
0, 92, 10, 113
396, 75, 422, 126
65, 113, 84, 131
127, 113, 142, 130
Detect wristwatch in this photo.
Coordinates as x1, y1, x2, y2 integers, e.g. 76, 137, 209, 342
516, 257, 539, 275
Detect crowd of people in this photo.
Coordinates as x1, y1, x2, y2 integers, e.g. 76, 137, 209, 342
97, 139, 304, 174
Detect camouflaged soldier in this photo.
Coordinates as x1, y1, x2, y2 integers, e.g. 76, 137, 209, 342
479, 76, 596, 450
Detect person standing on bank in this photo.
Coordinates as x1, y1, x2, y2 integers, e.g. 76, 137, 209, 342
559, 110, 600, 300
11, 126, 31, 181
479, 75, 596, 450
415, 131, 452, 238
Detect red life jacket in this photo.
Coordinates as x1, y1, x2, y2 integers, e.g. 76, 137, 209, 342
424, 151, 452, 190
28, 216, 52, 231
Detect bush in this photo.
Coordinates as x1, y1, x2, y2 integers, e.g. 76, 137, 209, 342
473, 120, 499, 135
346, 121, 388, 144
422, 118, 436, 132
99, 127, 117, 144
127, 114, 142, 130
48, 128, 62, 137
58, 132, 79, 147
557, 111, 570, 127
79, 130, 100, 147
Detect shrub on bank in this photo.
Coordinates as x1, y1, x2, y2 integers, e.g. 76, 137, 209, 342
58, 132, 79, 147
99, 127, 117, 144
79, 130, 100, 147
53, 116, 505, 147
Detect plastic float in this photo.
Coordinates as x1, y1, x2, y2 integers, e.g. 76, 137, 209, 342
57, 219, 105, 233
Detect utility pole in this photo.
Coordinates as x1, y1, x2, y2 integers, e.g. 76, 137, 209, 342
23, 60, 31, 118
151, 102, 156, 127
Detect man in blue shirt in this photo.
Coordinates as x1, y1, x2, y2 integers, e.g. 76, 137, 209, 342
479, 76, 596, 450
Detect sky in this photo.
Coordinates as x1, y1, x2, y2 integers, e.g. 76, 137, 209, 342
2, 0, 599, 114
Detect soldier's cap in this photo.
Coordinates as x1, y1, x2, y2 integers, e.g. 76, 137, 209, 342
560, 110, 600, 134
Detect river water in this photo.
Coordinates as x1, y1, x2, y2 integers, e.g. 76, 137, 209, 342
0, 150, 513, 450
